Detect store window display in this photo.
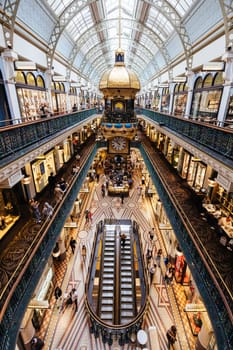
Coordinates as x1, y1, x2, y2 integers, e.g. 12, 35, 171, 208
190, 72, 223, 122
173, 82, 188, 117
16, 71, 48, 121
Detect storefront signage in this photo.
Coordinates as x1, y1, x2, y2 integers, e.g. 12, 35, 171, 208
0, 170, 24, 188
216, 174, 233, 192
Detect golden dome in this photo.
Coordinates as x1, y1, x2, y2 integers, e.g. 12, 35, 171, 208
99, 49, 140, 92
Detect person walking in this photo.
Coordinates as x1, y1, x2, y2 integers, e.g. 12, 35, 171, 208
48, 172, 56, 197
156, 248, 162, 267
71, 288, 78, 312
29, 199, 41, 224
101, 184, 105, 197
149, 264, 157, 284
166, 325, 177, 349
54, 286, 62, 309
42, 202, 53, 220
149, 228, 155, 241
120, 233, 127, 247
165, 267, 174, 285
54, 184, 65, 202
70, 237, 77, 254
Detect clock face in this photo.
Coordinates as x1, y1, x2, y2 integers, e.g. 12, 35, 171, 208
111, 137, 127, 151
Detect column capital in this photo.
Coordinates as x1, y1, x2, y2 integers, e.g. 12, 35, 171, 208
1, 48, 18, 62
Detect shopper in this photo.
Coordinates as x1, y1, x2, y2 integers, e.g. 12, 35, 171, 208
120, 233, 127, 247
29, 199, 41, 224
166, 325, 177, 349
156, 248, 162, 267
70, 237, 77, 254
149, 264, 157, 284
30, 336, 44, 350
71, 288, 78, 312
54, 184, 64, 202
42, 202, 53, 220
149, 228, 155, 241
165, 267, 174, 285
54, 286, 62, 300
59, 177, 68, 192
48, 172, 56, 196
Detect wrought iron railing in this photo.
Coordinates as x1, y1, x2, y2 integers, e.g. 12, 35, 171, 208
138, 108, 233, 165
0, 109, 96, 166
139, 143, 233, 350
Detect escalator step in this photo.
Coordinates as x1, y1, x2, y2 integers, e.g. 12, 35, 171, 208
121, 311, 134, 317
121, 304, 134, 310
102, 286, 114, 291
121, 278, 133, 283
102, 292, 114, 297
101, 306, 113, 312
100, 314, 113, 320
102, 280, 114, 285
121, 296, 133, 302
101, 299, 114, 305
121, 272, 132, 276
121, 290, 133, 295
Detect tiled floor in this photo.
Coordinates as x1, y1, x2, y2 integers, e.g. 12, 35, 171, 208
36, 156, 197, 350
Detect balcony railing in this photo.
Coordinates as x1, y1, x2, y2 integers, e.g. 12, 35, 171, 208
138, 108, 233, 167
0, 109, 96, 166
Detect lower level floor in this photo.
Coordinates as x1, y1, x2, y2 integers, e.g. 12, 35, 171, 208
19, 148, 216, 350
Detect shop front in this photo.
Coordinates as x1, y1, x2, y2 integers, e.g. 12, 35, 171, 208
16, 71, 48, 121
190, 72, 223, 122
51, 82, 67, 114
0, 170, 25, 239
172, 82, 188, 117
181, 152, 207, 191
161, 87, 170, 113
32, 150, 56, 193
19, 263, 55, 349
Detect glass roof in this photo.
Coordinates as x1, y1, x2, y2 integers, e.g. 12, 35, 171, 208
45, 0, 196, 87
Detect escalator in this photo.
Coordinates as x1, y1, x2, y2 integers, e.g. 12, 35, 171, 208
98, 223, 115, 322
86, 219, 148, 345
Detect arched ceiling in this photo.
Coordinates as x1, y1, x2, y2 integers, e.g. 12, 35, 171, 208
1, 0, 232, 91
46, 0, 195, 86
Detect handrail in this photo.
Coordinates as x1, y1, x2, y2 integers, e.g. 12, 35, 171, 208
138, 107, 233, 130
140, 141, 233, 321
114, 225, 120, 325
97, 226, 107, 316
137, 108, 233, 165
128, 226, 138, 316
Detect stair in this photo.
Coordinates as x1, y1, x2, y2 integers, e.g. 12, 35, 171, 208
99, 225, 115, 322
119, 225, 135, 323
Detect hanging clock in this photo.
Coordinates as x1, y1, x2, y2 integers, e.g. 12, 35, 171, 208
109, 136, 129, 153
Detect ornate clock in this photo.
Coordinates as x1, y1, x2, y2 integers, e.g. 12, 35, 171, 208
109, 136, 129, 153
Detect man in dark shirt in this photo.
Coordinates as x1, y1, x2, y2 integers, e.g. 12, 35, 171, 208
48, 172, 56, 196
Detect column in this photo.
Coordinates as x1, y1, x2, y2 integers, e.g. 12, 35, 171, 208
44, 69, 53, 114
64, 81, 71, 112
1, 48, 21, 124
184, 70, 195, 119
177, 147, 185, 174
158, 88, 163, 112
168, 83, 175, 114
217, 50, 233, 126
